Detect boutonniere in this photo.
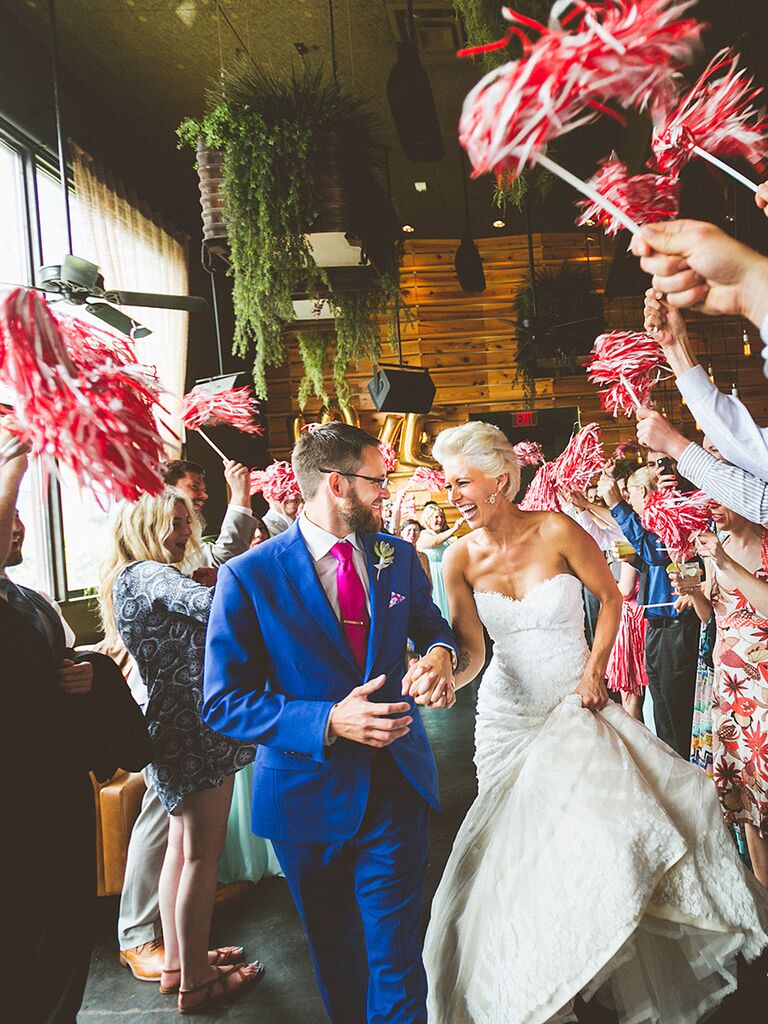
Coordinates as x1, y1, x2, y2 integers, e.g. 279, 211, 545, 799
373, 540, 395, 580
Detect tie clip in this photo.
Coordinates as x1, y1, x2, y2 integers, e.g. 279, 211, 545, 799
343, 619, 364, 626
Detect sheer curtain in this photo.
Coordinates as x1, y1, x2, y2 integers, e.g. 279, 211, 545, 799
71, 143, 188, 453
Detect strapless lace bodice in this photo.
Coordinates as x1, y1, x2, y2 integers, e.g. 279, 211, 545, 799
475, 573, 588, 719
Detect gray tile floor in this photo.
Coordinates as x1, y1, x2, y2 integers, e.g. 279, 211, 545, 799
80, 683, 766, 1022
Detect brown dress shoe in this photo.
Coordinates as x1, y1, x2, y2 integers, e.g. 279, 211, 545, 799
119, 939, 165, 981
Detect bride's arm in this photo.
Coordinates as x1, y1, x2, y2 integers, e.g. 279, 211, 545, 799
549, 515, 622, 710
442, 542, 486, 689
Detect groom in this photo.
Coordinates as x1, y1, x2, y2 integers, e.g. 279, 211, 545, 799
203, 423, 457, 1023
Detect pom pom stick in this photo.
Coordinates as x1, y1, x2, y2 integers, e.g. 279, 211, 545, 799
613, 439, 640, 460
518, 459, 562, 511
554, 422, 605, 494
193, 428, 228, 462
606, 597, 649, 694
0, 288, 166, 502
408, 466, 446, 493
513, 440, 546, 466
641, 487, 717, 564
576, 156, 680, 235
182, 385, 263, 436
378, 441, 398, 474
249, 460, 302, 505
459, 2, 701, 232
587, 331, 670, 417
652, 49, 768, 192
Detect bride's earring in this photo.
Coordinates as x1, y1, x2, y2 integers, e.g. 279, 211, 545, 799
485, 492, 497, 505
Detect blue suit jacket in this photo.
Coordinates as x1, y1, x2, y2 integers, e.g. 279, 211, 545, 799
202, 523, 457, 843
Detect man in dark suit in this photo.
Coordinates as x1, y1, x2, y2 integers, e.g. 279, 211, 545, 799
204, 423, 457, 1024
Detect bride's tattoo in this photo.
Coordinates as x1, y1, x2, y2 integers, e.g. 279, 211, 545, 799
457, 650, 472, 674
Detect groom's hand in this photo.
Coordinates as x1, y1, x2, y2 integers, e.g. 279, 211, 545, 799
327, 675, 413, 748
401, 647, 456, 709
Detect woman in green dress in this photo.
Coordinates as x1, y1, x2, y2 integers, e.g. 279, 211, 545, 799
417, 501, 462, 622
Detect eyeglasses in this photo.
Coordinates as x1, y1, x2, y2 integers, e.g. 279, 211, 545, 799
319, 469, 389, 489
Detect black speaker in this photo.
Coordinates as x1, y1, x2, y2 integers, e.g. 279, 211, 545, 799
454, 235, 486, 294
367, 365, 436, 413
386, 42, 444, 162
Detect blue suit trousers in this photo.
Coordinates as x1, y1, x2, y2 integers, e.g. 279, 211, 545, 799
273, 753, 430, 1024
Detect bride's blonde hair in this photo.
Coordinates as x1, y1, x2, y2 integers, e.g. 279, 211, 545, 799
98, 487, 202, 645
432, 421, 521, 500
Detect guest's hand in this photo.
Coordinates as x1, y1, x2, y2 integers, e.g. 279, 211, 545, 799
327, 674, 413, 748
575, 672, 610, 711
643, 288, 687, 347
631, 220, 768, 327
564, 489, 589, 512
668, 566, 702, 595
401, 646, 456, 708
635, 407, 689, 461
695, 531, 729, 570
58, 658, 93, 695
223, 460, 252, 508
756, 182, 768, 217
674, 594, 694, 613
597, 472, 622, 509
192, 566, 218, 587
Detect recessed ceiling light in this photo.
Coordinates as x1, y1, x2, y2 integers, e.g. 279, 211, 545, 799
414, 181, 428, 192
492, 219, 505, 229
402, 224, 415, 233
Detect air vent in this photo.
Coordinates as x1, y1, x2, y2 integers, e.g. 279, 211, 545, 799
385, 3, 464, 54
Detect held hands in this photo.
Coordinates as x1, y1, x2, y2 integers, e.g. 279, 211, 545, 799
328, 674, 413, 748
58, 658, 93, 695
223, 460, 252, 508
192, 566, 218, 587
401, 646, 456, 709
575, 672, 610, 711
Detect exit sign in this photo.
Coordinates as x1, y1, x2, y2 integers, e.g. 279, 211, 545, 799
514, 411, 537, 428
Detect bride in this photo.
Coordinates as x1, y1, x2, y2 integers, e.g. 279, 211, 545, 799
422, 421, 768, 1024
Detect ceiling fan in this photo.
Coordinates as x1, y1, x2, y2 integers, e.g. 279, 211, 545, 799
35, 254, 208, 339
22, 0, 208, 341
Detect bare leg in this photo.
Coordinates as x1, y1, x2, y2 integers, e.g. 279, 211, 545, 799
158, 812, 184, 973
621, 691, 645, 722
744, 823, 768, 888
177, 777, 234, 992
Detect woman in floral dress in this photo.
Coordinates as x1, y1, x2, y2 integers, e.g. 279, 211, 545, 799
683, 503, 768, 887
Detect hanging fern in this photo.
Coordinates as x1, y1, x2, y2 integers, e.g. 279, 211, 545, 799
296, 332, 331, 409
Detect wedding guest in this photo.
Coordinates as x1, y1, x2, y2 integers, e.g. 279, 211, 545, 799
1, 428, 150, 1024
164, 458, 256, 566
254, 461, 302, 537
249, 516, 270, 548
99, 489, 263, 1012
400, 518, 433, 586
417, 501, 461, 621
598, 466, 699, 756
675, 506, 768, 887
117, 457, 258, 981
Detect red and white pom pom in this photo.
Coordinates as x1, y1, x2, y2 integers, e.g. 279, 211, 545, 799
576, 156, 679, 235
459, 1, 701, 179
606, 597, 649, 694
378, 441, 398, 474
181, 385, 263, 436
641, 487, 717, 562
587, 331, 670, 417
652, 49, 768, 176
513, 440, 545, 467
554, 422, 605, 494
613, 439, 640, 460
409, 466, 446, 492
0, 288, 166, 502
518, 460, 562, 511
400, 494, 417, 520
249, 460, 302, 504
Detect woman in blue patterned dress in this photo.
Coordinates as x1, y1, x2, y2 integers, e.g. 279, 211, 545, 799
99, 489, 262, 1013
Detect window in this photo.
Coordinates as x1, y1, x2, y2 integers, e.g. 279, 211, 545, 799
0, 126, 188, 602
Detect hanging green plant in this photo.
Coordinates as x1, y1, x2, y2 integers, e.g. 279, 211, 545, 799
296, 331, 331, 410
514, 262, 604, 395
178, 61, 398, 400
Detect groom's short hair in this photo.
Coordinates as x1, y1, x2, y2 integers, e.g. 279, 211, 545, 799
292, 423, 381, 500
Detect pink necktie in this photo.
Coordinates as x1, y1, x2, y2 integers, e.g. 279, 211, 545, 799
330, 540, 370, 671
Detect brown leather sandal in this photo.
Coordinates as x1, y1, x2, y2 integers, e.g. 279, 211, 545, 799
159, 947, 247, 994
177, 961, 264, 1014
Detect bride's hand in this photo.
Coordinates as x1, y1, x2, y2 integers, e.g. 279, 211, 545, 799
575, 673, 610, 711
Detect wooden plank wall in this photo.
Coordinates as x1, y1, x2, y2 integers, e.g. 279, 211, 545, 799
264, 231, 767, 468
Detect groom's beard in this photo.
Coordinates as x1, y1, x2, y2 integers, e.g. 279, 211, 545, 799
341, 488, 380, 535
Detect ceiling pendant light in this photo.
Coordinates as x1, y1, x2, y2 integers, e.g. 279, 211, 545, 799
386, 0, 444, 162
454, 152, 485, 294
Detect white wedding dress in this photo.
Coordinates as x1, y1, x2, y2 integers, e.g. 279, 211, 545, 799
424, 574, 768, 1024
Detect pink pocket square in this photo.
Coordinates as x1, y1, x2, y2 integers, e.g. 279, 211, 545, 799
389, 592, 406, 608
